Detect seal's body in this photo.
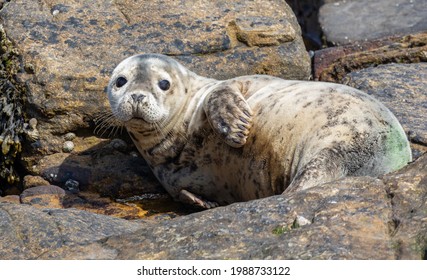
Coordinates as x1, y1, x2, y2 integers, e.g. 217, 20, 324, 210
108, 54, 411, 208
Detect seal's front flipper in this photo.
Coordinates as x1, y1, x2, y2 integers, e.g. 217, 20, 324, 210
203, 82, 253, 148
178, 189, 219, 209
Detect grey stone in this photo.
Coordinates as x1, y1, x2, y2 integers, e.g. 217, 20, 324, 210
382, 153, 427, 259
64, 179, 79, 193
21, 185, 66, 197
22, 175, 50, 190
62, 141, 74, 153
0, 203, 144, 259
19, 185, 66, 209
64, 132, 76, 141
319, 0, 427, 45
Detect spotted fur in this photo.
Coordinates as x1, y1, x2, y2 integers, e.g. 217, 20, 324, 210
108, 54, 412, 208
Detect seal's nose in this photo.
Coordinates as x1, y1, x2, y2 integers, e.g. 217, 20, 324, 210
131, 94, 145, 102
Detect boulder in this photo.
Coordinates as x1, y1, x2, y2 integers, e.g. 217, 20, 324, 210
20, 185, 66, 209
382, 153, 427, 259
313, 32, 427, 82
61, 154, 427, 260
22, 175, 50, 190
319, 0, 427, 46
0, 203, 145, 259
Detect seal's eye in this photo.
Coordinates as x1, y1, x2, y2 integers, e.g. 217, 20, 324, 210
115, 76, 127, 88
158, 80, 170, 91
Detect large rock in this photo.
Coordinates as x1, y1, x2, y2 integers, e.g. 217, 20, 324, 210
383, 153, 427, 259
319, 0, 427, 45
0, 203, 144, 259
313, 31, 427, 82
1, 154, 426, 259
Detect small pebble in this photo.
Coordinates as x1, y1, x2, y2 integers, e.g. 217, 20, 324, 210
130, 151, 139, 158
28, 118, 38, 129
296, 215, 311, 226
64, 132, 76, 141
52, 9, 60, 16
23, 175, 50, 190
62, 141, 74, 153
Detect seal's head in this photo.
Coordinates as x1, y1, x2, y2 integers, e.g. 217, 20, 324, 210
107, 54, 190, 128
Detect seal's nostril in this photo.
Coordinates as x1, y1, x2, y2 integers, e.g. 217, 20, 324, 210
131, 94, 145, 102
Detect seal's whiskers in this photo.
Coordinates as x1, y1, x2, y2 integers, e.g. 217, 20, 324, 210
94, 111, 124, 138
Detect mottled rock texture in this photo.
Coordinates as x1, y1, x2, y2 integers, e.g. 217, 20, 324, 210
20, 185, 66, 209
313, 32, 427, 82
22, 175, 50, 190
1, 154, 426, 259
319, 0, 427, 45
0, 203, 145, 259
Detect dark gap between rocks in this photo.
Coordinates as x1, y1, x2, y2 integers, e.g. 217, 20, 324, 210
285, 0, 325, 50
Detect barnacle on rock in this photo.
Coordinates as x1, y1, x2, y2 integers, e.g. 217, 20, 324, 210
23, 118, 40, 142
0, 25, 27, 193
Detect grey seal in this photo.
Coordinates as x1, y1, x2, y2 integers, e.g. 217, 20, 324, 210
107, 53, 412, 208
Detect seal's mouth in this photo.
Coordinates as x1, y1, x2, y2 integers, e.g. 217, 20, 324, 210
126, 115, 154, 125
126, 113, 168, 126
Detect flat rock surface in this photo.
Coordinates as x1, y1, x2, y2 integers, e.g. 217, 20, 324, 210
343, 63, 427, 158
0, 203, 145, 259
313, 32, 427, 82
319, 0, 427, 45
1, 154, 426, 259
